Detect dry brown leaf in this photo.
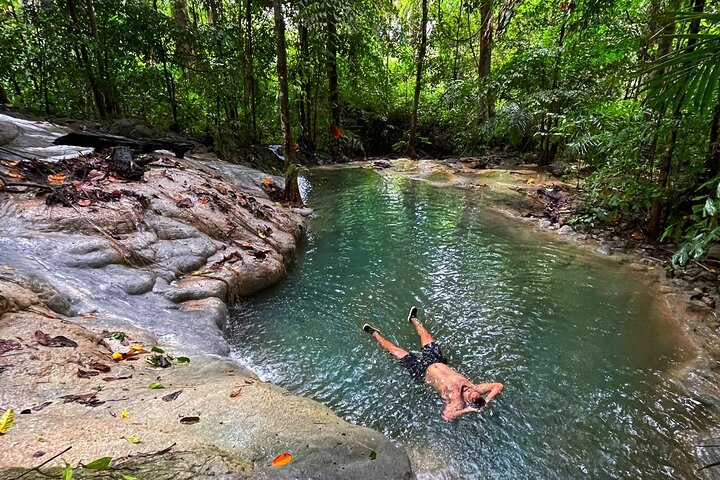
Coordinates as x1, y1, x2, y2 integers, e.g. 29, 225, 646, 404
230, 390, 242, 398
48, 173, 66, 184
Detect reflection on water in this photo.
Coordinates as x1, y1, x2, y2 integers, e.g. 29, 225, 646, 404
227, 168, 716, 479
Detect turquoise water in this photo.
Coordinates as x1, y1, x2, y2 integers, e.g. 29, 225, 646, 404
227, 168, 717, 479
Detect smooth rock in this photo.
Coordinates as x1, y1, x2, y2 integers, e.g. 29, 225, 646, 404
292, 207, 314, 217
538, 219, 552, 229
0, 121, 20, 145
558, 225, 574, 235
596, 243, 613, 256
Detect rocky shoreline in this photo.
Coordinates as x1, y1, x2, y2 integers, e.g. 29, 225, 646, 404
0, 116, 413, 479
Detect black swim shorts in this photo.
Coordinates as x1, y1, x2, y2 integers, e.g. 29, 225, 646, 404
398, 341, 448, 382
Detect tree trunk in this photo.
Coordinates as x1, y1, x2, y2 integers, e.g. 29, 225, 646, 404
66, 0, 106, 118
647, 0, 704, 239
326, 10, 340, 147
479, 0, 494, 119
273, 0, 302, 205
0, 84, 8, 104
407, 0, 428, 159
244, 0, 257, 143
299, 20, 314, 142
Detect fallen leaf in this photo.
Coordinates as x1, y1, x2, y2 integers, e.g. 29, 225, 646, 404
230, 390, 242, 398
0, 338, 21, 355
77, 199, 92, 207
176, 197, 193, 208
89, 363, 111, 373
526, 178, 535, 184
102, 375, 132, 382
151, 346, 165, 354
60, 393, 103, 407
369, 450, 377, 460
112, 352, 123, 361
77, 368, 100, 379
201, 197, 210, 205
262, 177, 274, 185
148, 382, 165, 389
35, 330, 78, 348
271, 452, 292, 467
48, 173, 66, 184
176, 356, 190, 365
33, 451, 46, 458
215, 184, 227, 195
257, 231, 266, 239
8, 169, 23, 179
83, 456, 112, 470
121, 409, 129, 419
2, 265, 15, 270
180, 416, 200, 425
122, 475, 138, 480
130, 344, 143, 352
31, 401, 52, 412
125, 436, 141, 444
630, 230, 644, 240
162, 390, 182, 402
0, 408, 14, 434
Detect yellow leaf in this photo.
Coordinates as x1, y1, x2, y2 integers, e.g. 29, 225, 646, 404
257, 231, 266, 239
271, 453, 292, 467
3, 265, 15, 271
526, 178, 535, 184
0, 409, 14, 434
125, 437, 141, 444
121, 409, 129, 419
130, 344, 143, 351
112, 352, 123, 361
262, 177, 274, 185
647, 266, 655, 271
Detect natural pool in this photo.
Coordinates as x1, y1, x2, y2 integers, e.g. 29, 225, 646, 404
227, 167, 717, 479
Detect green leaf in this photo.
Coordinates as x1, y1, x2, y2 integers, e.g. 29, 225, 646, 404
369, 450, 377, 460
125, 436, 141, 444
176, 357, 190, 364
0, 408, 14, 434
122, 476, 138, 480
63, 462, 73, 480
83, 456, 112, 469
110, 332, 127, 341
151, 346, 165, 354
148, 382, 165, 389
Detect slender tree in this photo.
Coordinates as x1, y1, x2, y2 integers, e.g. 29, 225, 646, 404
407, 0, 428, 158
273, 0, 302, 205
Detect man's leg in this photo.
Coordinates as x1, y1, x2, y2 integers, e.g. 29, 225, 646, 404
364, 325, 409, 359
409, 309, 434, 347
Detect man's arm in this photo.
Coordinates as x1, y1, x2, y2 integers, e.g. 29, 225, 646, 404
441, 402, 479, 421
472, 382, 504, 404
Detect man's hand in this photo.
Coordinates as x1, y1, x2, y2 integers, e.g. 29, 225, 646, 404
472, 382, 504, 404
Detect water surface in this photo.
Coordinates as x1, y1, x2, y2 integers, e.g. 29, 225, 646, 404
227, 168, 716, 479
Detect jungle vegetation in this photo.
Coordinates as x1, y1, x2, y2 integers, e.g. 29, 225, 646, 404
1, 0, 720, 260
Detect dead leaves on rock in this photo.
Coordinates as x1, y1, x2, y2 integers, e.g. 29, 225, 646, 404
162, 390, 182, 402
179, 416, 199, 425
0, 338, 21, 355
35, 330, 78, 348
60, 392, 104, 407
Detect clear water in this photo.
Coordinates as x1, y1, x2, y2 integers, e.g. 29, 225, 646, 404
226, 168, 717, 479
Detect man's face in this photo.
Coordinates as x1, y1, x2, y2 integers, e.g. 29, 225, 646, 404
463, 388, 482, 405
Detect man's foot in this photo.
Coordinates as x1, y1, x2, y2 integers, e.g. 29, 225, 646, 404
363, 324, 380, 335
407, 306, 418, 323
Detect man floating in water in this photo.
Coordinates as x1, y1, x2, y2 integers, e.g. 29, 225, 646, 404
363, 307, 504, 421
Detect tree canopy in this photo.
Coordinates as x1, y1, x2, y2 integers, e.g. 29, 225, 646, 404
2, 0, 720, 259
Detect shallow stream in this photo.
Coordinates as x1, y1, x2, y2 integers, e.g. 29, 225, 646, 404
227, 168, 717, 479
